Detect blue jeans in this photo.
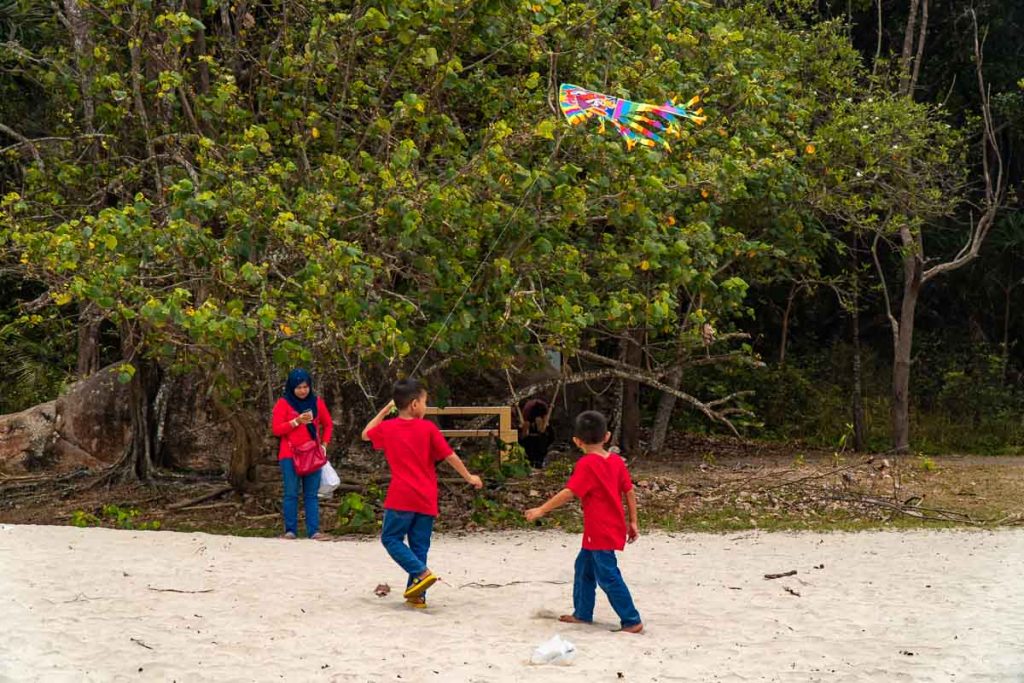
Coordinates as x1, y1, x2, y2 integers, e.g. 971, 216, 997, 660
381, 510, 434, 596
280, 458, 322, 537
572, 549, 642, 628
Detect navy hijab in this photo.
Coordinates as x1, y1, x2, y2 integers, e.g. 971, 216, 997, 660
284, 368, 318, 441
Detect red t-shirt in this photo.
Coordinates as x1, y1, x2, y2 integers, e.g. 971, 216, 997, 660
367, 418, 454, 516
566, 452, 634, 551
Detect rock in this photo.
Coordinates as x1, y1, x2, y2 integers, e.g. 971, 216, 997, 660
0, 366, 131, 475
0, 400, 58, 474
53, 365, 131, 466
2, 365, 283, 478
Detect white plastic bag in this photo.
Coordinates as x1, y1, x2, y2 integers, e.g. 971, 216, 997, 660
530, 634, 576, 665
318, 461, 340, 498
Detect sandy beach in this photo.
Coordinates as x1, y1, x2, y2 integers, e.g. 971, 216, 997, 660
1, 524, 1021, 682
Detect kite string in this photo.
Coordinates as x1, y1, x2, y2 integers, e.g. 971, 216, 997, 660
410, 140, 562, 377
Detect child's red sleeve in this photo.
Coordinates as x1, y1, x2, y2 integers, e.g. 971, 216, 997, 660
428, 422, 454, 462
619, 460, 634, 493
566, 459, 592, 498
366, 421, 388, 451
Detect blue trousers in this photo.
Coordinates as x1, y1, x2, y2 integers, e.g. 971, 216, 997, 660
572, 549, 642, 628
381, 510, 434, 596
280, 458, 322, 537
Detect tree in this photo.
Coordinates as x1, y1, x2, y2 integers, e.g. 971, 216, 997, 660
811, 14, 1005, 452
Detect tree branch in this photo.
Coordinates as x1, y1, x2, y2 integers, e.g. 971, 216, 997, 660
0, 123, 44, 169
921, 12, 1005, 283
871, 231, 899, 351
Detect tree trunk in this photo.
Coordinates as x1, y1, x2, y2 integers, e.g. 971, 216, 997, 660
620, 332, 643, 456
649, 365, 682, 454
1002, 282, 1013, 380
187, 0, 210, 95
779, 283, 798, 365
851, 291, 866, 452
62, 0, 98, 162
76, 303, 101, 377
124, 358, 162, 480
891, 232, 923, 454
225, 411, 262, 491
897, 0, 921, 97
851, 238, 866, 452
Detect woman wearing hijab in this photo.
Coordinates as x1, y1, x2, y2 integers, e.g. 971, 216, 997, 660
271, 368, 333, 539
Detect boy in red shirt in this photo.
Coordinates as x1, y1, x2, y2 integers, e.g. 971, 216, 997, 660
362, 378, 483, 607
525, 410, 643, 633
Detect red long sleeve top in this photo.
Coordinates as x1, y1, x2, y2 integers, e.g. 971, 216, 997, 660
271, 397, 333, 461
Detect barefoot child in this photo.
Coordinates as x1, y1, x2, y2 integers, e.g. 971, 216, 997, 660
362, 378, 484, 608
524, 410, 643, 633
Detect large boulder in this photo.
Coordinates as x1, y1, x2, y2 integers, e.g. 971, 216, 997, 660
0, 366, 131, 475
53, 365, 132, 466
0, 400, 59, 474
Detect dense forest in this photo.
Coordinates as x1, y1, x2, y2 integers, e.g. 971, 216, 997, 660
1, 0, 1021, 488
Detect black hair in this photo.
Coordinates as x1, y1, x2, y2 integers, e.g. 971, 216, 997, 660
393, 378, 426, 410
573, 410, 608, 445
524, 399, 549, 421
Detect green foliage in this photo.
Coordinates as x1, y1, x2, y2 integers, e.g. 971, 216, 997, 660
679, 342, 1024, 455
335, 492, 378, 533
0, 0, 1017, 457
467, 443, 532, 483
0, 0, 866, 422
470, 496, 525, 528
71, 505, 161, 530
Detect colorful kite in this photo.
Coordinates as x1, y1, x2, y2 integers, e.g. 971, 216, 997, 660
558, 83, 705, 151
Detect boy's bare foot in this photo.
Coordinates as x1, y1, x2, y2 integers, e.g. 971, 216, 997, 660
619, 623, 644, 634
309, 532, 330, 541
558, 615, 591, 624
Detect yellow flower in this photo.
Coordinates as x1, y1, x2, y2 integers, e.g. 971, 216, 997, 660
279, 323, 294, 336
311, 127, 320, 139
640, 260, 650, 271
700, 189, 709, 198
667, 215, 676, 226
805, 143, 816, 155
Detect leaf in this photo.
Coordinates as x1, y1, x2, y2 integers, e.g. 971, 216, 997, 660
535, 119, 556, 140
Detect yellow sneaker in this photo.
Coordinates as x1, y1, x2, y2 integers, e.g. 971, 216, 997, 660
405, 596, 427, 609
403, 571, 438, 599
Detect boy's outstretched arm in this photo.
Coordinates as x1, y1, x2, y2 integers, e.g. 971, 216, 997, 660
442, 453, 484, 489
361, 400, 395, 441
524, 488, 575, 522
626, 489, 639, 543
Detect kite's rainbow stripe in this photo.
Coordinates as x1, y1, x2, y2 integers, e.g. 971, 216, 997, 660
558, 83, 705, 151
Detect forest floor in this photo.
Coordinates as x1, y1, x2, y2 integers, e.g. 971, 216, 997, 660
1, 432, 1022, 535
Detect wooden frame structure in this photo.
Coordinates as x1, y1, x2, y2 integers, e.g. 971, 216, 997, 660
424, 406, 517, 461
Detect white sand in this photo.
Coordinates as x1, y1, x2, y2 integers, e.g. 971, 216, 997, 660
1, 525, 1022, 682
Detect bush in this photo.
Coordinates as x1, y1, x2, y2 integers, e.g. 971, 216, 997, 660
71, 504, 161, 530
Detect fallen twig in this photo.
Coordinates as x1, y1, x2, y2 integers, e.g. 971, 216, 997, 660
459, 580, 570, 589
167, 486, 233, 511
130, 637, 154, 650
764, 570, 797, 580
783, 586, 801, 597
147, 586, 214, 594
177, 502, 240, 512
